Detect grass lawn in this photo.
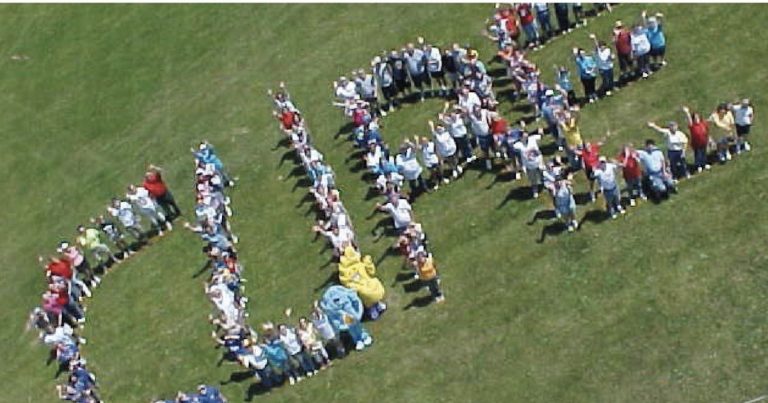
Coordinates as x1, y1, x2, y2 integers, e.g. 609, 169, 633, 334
1, 3, 768, 402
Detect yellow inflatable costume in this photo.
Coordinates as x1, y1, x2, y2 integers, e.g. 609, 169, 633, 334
337, 246, 386, 308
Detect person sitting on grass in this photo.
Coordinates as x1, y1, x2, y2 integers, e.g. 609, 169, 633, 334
636, 139, 677, 200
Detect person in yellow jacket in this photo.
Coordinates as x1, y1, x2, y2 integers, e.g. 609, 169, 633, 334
416, 252, 445, 303
337, 247, 387, 319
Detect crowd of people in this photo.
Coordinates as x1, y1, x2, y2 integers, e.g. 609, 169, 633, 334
328, 7, 757, 236
28, 165, 182, 402
189, 100, 386, 396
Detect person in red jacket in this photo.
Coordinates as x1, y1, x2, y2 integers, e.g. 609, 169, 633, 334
579, 140, 602, 202
682, 105, 711, 173
616, 144, 646, 206
143, 164, 182, 220
612, 20, 633, 85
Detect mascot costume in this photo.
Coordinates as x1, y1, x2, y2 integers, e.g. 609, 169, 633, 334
337, 246, 387, 319
320, 285, 373, 351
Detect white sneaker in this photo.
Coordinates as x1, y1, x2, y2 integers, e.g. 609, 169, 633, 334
533, 191, 539, 199
662, 60, 668, 66
166, 222, 173, 231
572, 220, 579, 229
642, 72, 649, 79
442, 178, 450, 185
745, 142, 752, 151
380, 110, 387, 117
289, 377, 296, 386
705, 164, 711, 170
94, 276, 102, 285
640, 194, 648, 201
726, 151, 732, 161
619, 208, 626, 215
456, 165, 463, 175
485, 160, 492, 170
432, 185, 439, 191
452, 170, 458, 179
611, 213, 618, 220
629, 198, 636, 207
232, 234, 239, 244
697, 166, 703, 173
589, 98, 595, 104
606, 90, 612, 96
355, 341, 365, 351
158, 230, 164, 237
514, 172, 521, 181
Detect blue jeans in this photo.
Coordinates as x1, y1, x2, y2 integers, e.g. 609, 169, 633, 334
693, 147, 707, 169
522, 22, 539, 45
667, 150, 688, 179
603, 186, 621, 215
537, 11, 552, 38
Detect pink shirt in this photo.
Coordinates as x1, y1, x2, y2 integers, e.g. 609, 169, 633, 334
63, 247, 84, 267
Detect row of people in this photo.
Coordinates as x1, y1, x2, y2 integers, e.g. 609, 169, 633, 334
28, 165, 182, 402
486, 3, 614, 51
154, 385, 226, 403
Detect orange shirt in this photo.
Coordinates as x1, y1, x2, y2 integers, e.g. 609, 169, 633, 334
418, 257, 438, 281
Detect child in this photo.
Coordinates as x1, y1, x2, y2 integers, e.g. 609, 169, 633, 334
416, 252, 445, 303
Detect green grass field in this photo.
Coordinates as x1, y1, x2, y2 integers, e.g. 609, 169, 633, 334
2, 4, 768, 402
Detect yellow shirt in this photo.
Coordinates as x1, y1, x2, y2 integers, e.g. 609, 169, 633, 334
562, 120, 583, 148
709, 111, 735, 136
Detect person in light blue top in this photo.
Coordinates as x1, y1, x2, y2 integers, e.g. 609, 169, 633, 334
572, 48, 598, 103
636, 139, 676, 200
644, 11, 667, 68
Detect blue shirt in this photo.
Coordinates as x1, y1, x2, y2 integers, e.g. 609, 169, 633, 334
647, 23, 665, 48
574, 55, 597, 79
557, 71, 573, 91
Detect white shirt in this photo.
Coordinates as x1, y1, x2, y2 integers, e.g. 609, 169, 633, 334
395, 149, 423, 180
109, 201, 137, 227
42, 324, 74, 346
658, 128, 689, 151
383, 199, 413, 229
419, 141, 439, 167
433, 129, 457, 158
280, 329, 303, 356
593, 163, 619, 190
513, 135, 543, 170
335, 81, 357, 101
325, 227, 353, 251
733, 104, 754, 126
425, 47, 442, 73
447, 115, 468, 138
127, 187, 156, 211
458, 91, 481, 112
595, 47, 614, 70
365, 146, 383, 169
468, 109, 491, 137
631, 30, 651, 55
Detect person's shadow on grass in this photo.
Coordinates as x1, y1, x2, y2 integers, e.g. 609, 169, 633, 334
403, 294, 434, 310
497, 185, 532, 209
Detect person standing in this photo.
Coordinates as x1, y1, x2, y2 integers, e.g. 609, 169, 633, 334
422, 41, 448, 97
643, 11, 667, 68
76, 225, 118, 267
126, 184, 172, 236
732, 98, 755, 154
647, 121, 690, 180
636, 139, 677, 199
395, 142, 428, 200
403, 43, 428, 102
517, 2, 540, 49
573, 47, 598, 103
592, 157, 625, 219
429, 120, 461, 182
513, 128, 545, 198
611, 21, 634, 85
630, 21, 652, 78
415, 252, 445, 303
616, 144, 646, 207
372, 56, 398, 112
143, 165, 182, 221
554, 3, 571, 34
590, 34, 615, 96
709, 103, 736, 162
553, 178, 579, 232
682, 106, 711, 172
534, 3, 553, 43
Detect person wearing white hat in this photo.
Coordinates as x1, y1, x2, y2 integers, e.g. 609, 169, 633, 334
593, 156, 625, 219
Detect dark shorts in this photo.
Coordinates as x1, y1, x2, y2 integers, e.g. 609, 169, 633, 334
429, 69, 445, 79
584, 166, 596, 181
394, 79, 410, 93
736, 124, 751, 136
618, 53, 633, 71
411, 72, 428, 88
649, 46, 666, 57
381, 84, 397, 100
477, 135, 492, 153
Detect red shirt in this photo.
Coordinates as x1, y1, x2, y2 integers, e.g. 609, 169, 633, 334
490, 118, 509, 136
614, 29, 632, 56
617, 151, 642, 180
689, 121, 709, 149
517, 3, 534, 25
280, 110, 295, 130
352, 109, 367, 127
143, 172, 168, 198
55, 289, 69, 307
582, 143, 601, 169
47, 259, 73, 279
